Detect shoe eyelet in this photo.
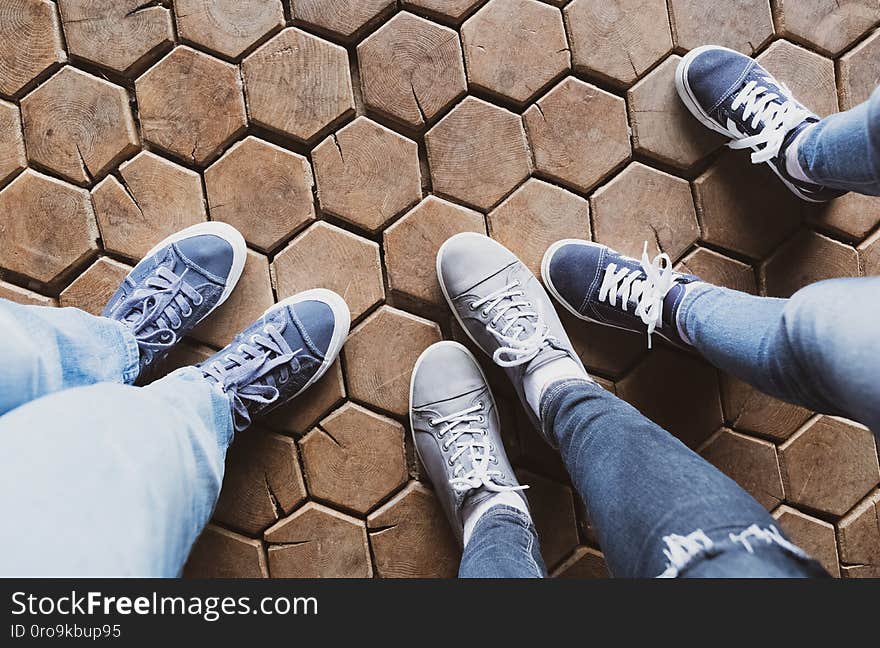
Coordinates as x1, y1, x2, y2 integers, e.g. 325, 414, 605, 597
193, 296, 203, 306
448, 459, 455, 467
468, 302, 477, 311
250, 335, 259, 344
478, 416, 484, 423
481, 309, 490, 317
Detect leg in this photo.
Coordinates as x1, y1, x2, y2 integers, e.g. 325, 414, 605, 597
0, 367, 232, 576
679, 277, 880, 433
458, 505, 547, 578
542, 379, 826, 578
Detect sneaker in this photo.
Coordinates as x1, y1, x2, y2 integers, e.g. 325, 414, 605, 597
542, 239, 701, 349
410, 341, 526, 544
198, 289, 349, 432
436, 233, 589, 440
103, 222, 247, 376
675, 45, 846, 203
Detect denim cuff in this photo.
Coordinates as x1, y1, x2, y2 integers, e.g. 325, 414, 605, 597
539, 377, 602, 447
109, 318, 141, 385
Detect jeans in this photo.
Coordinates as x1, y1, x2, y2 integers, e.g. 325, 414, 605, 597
797, 85, 880, 195
0, 299, 233, 576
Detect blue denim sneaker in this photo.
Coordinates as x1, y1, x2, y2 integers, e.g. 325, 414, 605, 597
541, 239, 702, 349
103, 222, 247, 376
675, 45, 846, 203
198, 289, 350, 432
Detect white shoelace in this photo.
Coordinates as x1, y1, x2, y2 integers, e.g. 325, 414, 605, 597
598, 242, 677, 349
430, 403, 526, 494
471, 281, 555, 368
727, 78, 812, 164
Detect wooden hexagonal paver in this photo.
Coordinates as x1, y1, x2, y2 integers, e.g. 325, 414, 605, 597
367, 481, 459, 578
242, 28, 354, 143
773, 0, 880, 57
59, 257, 130, 316
676, 247, 757, 294
566, 315, 645, 379
0, 100, 26, 187
461, 0, 569, 106
272, 221, 383, 321
425, 96, 531, 211
838, 489, 880, 571
628, 55, 724, 170
810, 193, 880, 243
358, 12, 466, 129
516, 469, 579, 569
488, 179, 591, 277
524, 78, 630, 193
564, 0, 673, 88
860, 229, 880, 277
21, 67, 138, 186
773, 505, 840, 578
384, 196, 486, 307
761, 230, 859, 298
57, 0, 173, 75
136, 46, 246, 165
291, 0, 394, 41
205, 137, 315, 253
184, 524, 268, 578
591, 162, 699, 262
213, 431, 307, 536
0, 281, 56, 307
0, 0, 66, 97
313, 117, 422, 233
403, 0, 484, 24
92, 151, 207, 261
700, 428, 784, 510
301, 402, 407, 515
617, 347, 723, 449
174, 0, 285, 59
265, 361, 345, 436
838, 29, 880, 110
669, 0, 773, 54
265, 502, 372, 578
756, 40, 838, 118
0, 170, 98, 285
343, 306, 441, 417
720, 374, 812, 442
553, 546, 609, 579
779, 416, 880, 517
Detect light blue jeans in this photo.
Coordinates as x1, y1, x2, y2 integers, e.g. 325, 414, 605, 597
0, 299, 233, 577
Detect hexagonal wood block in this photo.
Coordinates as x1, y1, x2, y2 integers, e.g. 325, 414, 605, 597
488, 179, 590, 277
838, 29, 880, 110
676, 247, 757, 294
367, 481, 459, 578
516, 469, 580, 569
272, 221, 383, 321
694, 151, 805, 260
242, 28, 354, 142
773, 0, 880, 57
591, 163, 698, 262
668, 0, 773, 54
0, 100, 26, 186
553, 546, 610, 579
136, 46, 247, 165
301, 402, 407, 515
779, 415, 880, 517
57, 0, 173, 74
358, 12, 466, 129
21, 67, 139, 186
92, 151, 207, 261
761, 230, 859, 298
0, 281, 56, 307
313, 118, 422, 233
0, 170, 98, 285
773, 505, 840, 578
425, 96, 531, 210
461, 0, 569, 106
191, 249, 274, 348
184, 524, 268, 578
617, 347, 723, 449
343, 306, 442, 417
264, 361, 345, 436
384, 196, 486, 307
860, 228, 880, 277
838, 489, 880, 569
524, 78, 630, 193
206, 137, 315, 253
628, 56, 725, 170
213, 431, 307, 536
700, 428, 784, 510
0, 0, 66, 97
59, 257, 130, 315
291, 0, 394, 41
174, 0, 285, 59
403, 0, 485, 24
756, 40, 838, 118
265, 502, 372, 578
810, 192, 880, 243
565, 314, 646, 379
720, 373, 813, 442
564, 0, 673, 88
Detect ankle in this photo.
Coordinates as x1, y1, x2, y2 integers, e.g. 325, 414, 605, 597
784, 123, 816, 184
462, 491, 530, 546
523, 357, 590, 418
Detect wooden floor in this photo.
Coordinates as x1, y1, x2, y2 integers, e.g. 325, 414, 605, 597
1, 0, 880, 578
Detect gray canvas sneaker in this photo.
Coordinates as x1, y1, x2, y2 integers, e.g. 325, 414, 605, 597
436, 232, 589, 443
410, 341, 526, 545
